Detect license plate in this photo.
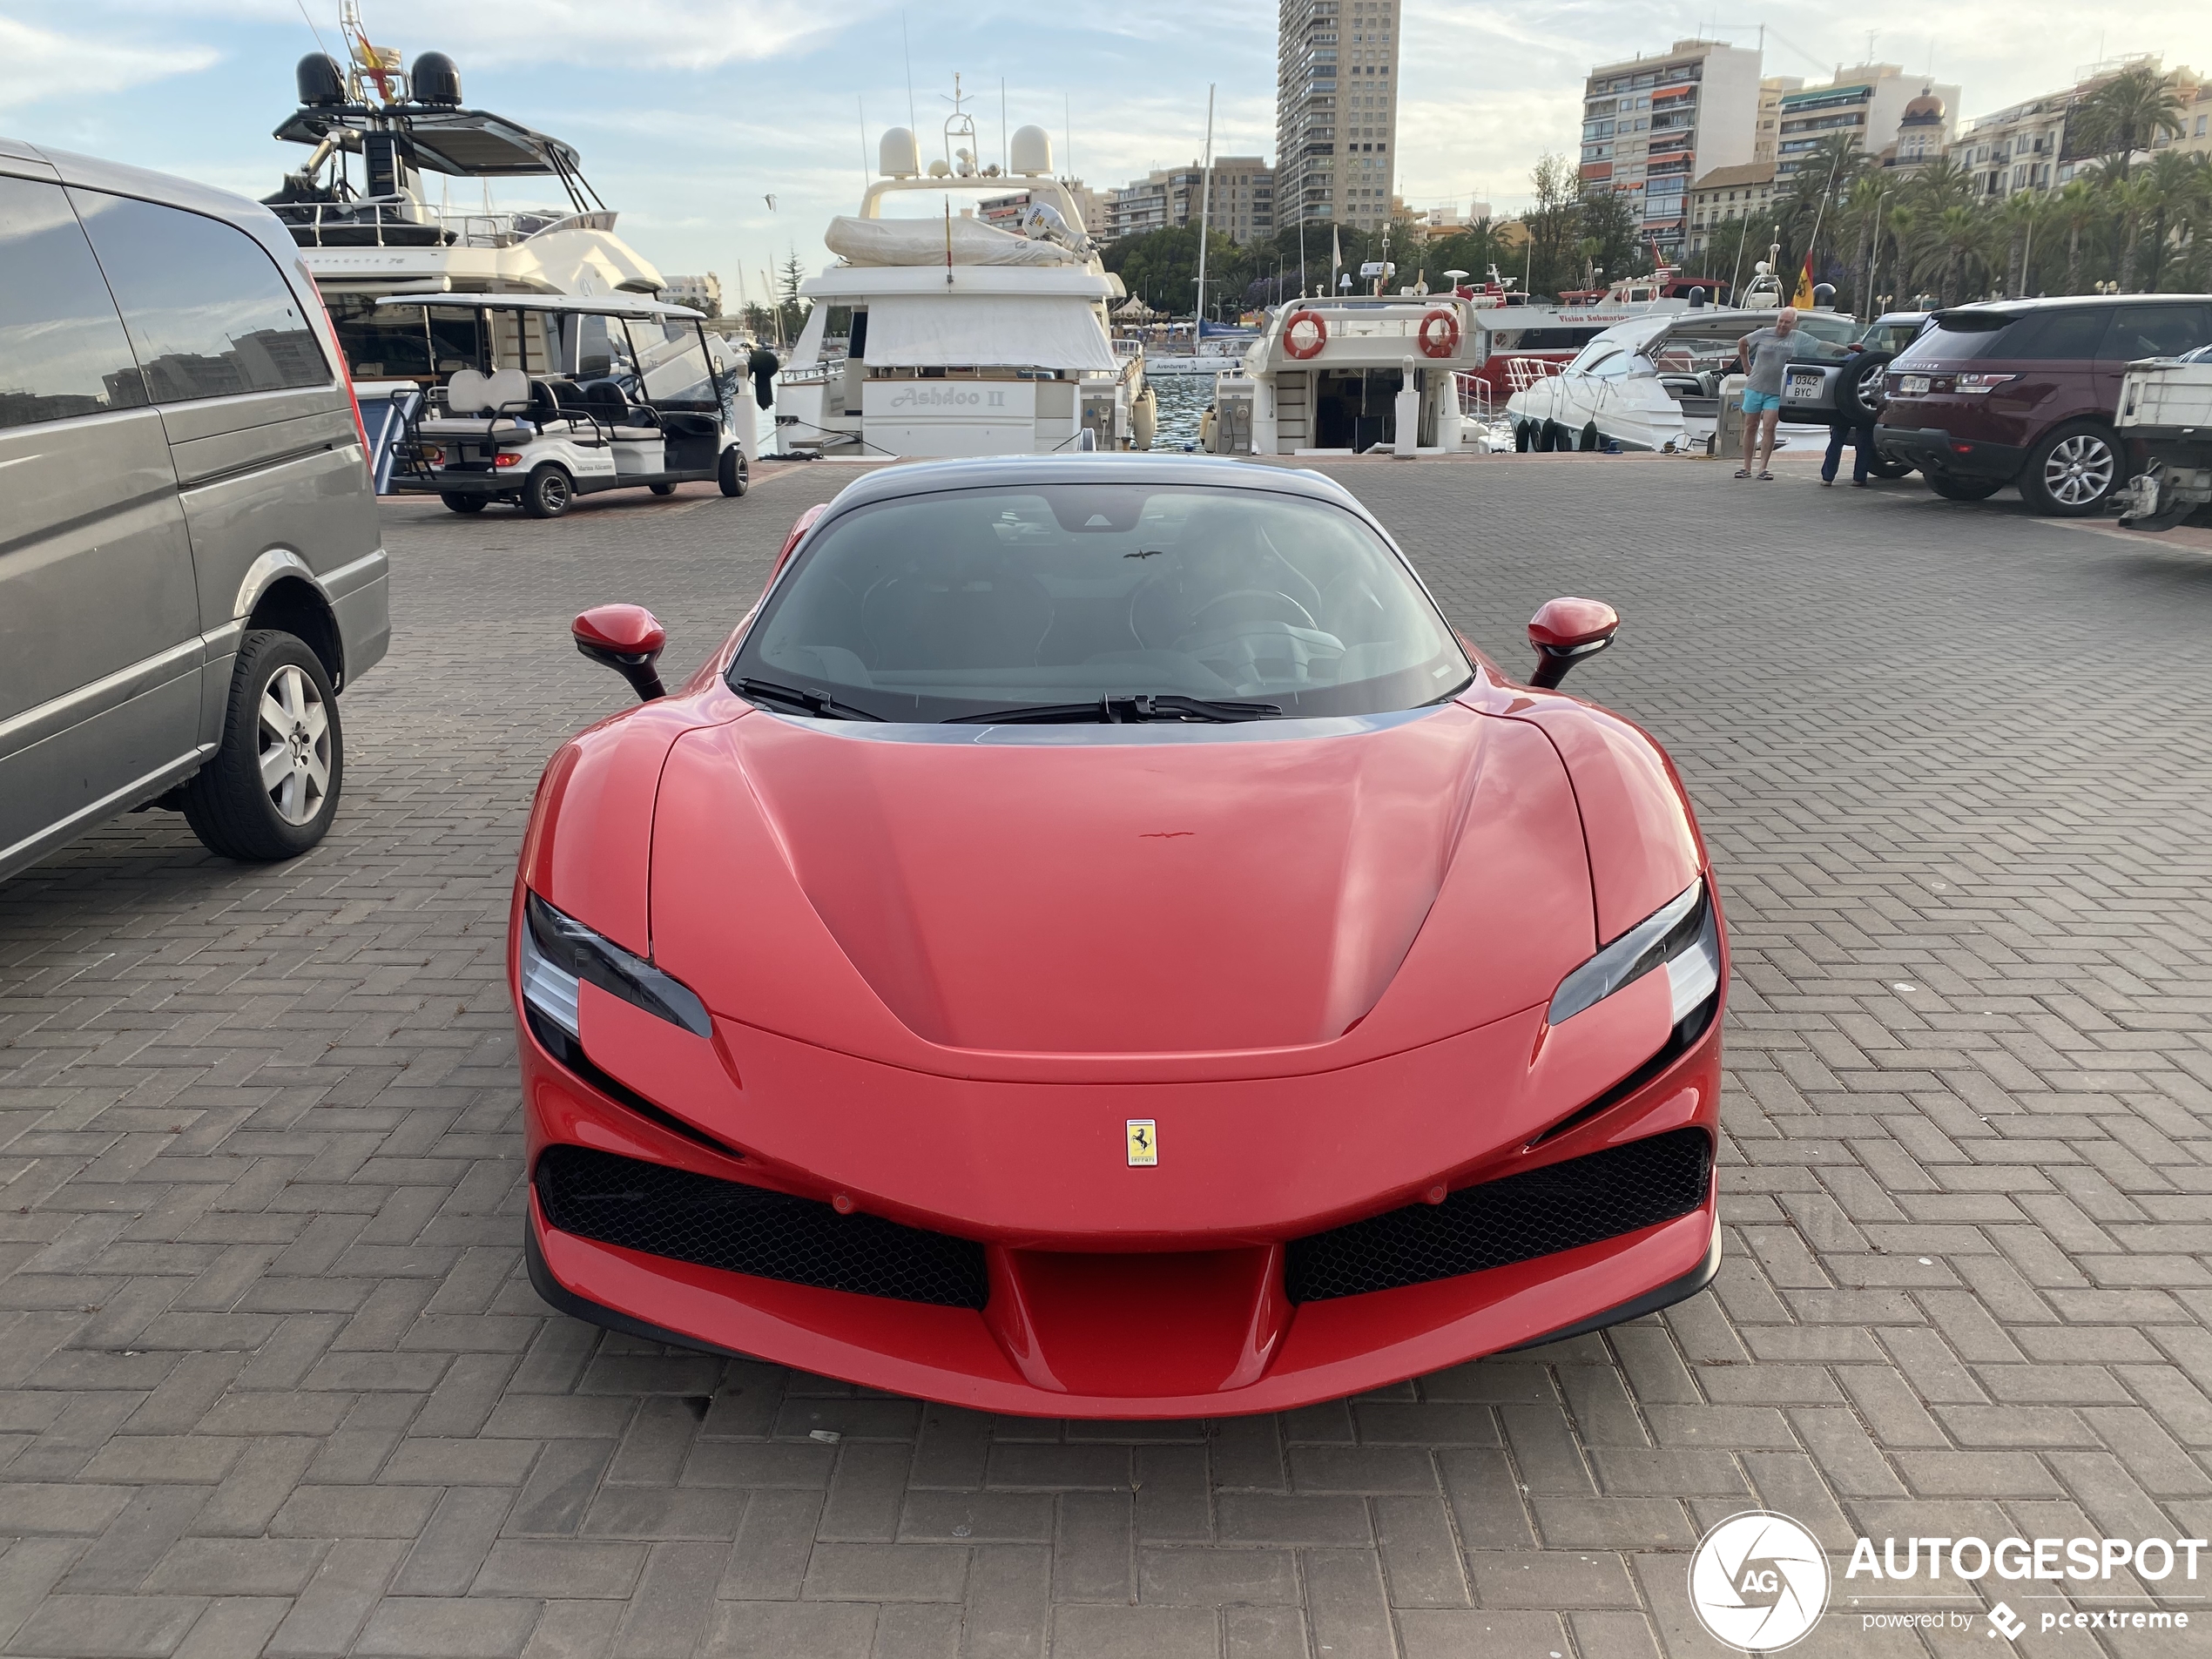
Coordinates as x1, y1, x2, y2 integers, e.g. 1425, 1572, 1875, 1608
1784, 370, 1822, 399
1898, 374, 1931, 395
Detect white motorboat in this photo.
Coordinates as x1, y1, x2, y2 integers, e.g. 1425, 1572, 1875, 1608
775, 88, 1151, 458
263, 14, 668, 380
1502, 304, 1864, 453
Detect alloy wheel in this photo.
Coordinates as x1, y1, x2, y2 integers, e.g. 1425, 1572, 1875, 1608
2044, 434, 2114, 506
258, 664, 331, 826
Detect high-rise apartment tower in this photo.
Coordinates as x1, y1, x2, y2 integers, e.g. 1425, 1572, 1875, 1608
1277, 0, 1399, 233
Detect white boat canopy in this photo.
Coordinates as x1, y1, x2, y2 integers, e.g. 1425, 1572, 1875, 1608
860, 293, 1116, 372
826, 216, 1082, 268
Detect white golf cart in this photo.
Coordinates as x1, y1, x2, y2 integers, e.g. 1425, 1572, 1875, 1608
377, 293, 753, 517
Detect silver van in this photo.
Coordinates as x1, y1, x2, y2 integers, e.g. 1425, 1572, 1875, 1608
1, 138, 388, 880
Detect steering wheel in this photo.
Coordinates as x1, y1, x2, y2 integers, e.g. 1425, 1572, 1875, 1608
1184, 589, 1318, 635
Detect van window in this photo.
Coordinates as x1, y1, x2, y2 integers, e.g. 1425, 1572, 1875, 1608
0, 176, 147, 428
2101, 305, 2211, 361
71, 190, 329, 402
2006, 307, 2112, 360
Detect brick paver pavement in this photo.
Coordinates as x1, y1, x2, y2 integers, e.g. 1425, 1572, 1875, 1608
2, 454, 2209, 1658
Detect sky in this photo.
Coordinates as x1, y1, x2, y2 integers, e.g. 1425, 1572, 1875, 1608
3, 0, 2207, 299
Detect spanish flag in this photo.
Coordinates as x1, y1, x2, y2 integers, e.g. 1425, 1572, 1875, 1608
1791, 252, 1816, 309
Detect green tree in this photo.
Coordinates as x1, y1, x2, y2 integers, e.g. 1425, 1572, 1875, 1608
2069, 65, 2188, 182
775, 253, 810, 345
2049, 179, 2104, 292
1522, 152, 1584, 297
1101, 224, 1249, 319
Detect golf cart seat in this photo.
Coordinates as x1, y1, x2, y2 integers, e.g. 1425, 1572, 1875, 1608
418, 368, 538, 438
582, 380, 664, 442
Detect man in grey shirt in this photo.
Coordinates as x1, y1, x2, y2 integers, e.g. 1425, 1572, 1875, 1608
1734, 307, 1801, 480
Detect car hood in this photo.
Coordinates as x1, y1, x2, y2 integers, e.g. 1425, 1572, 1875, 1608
647, 704, 1596, 1062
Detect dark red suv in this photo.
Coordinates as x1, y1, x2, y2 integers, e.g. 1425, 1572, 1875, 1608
1875, 295, 2212, 516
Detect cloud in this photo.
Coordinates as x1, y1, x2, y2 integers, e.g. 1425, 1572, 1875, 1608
0, 17, 220, 109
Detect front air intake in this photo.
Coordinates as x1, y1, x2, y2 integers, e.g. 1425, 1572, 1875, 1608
1285, 1129, 1712, 1303
535, 1144, 989, 1310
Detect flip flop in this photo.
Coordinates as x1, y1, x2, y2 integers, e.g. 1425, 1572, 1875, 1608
1733, 468, 1750, 478
1758, 471, 1775, 481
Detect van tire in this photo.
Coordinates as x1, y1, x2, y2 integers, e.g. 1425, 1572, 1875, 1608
442, 493, 487, 513
522, 464, 574, 518
2020, 421, 2121, 517
718, 448, 749, 496
180, 630, 343, 863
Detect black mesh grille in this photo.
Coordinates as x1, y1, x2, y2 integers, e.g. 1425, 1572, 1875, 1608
1285, 1129, 1712, 1304
535, 1145, 990, 1309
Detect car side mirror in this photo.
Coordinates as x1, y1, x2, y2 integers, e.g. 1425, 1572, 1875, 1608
1527, 597, 1620, 689
573, 604, 668, 701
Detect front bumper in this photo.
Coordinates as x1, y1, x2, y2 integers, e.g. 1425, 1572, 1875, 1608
1874, 422, 2024, 480
518, 995, 1724, 1416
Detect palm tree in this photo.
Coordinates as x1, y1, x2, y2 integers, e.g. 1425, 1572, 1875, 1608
1884, 204, 1919, 306
1838, 174, 1889, 314
2049, 179, 2103, 293
1916, 205, 1986, 304
1995, 192, 2041, 297
2137, 150, 2209, 290
2070, 65, 2188, 182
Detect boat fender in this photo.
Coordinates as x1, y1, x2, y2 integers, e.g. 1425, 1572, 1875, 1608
1284, 309, 1328, 360
1514, 421, 1532, 453
1417, 307, 1460, 359
1580, 420, 1600, 452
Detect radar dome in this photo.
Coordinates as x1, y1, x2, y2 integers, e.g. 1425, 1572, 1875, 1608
1009, 125, 1053, 176
412, 51, 462, 107
296, 53, 345, 108
879, 127, 920, 178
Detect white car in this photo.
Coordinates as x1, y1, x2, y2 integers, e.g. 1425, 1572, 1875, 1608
380, 293, 753, 517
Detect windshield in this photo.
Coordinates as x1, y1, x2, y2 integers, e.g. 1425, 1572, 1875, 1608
730, 484, 1472, 722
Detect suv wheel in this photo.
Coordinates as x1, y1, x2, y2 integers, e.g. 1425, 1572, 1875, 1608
522, 463, 574, 518
1925, 475, 2004, 502
2022, 422, 2120, 516
180, 630, 342, 862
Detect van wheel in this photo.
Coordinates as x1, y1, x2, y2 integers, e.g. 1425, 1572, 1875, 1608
522, 464, 574, 518
1926, 475, 2004, 502
2021, 422, 2120, 516
442, 493, 487, 513
718, 448, 750, 496
180, 630, 342, 862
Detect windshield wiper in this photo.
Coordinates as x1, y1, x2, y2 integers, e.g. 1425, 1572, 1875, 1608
946, 694, 1284, 725
732, 678, 885, 721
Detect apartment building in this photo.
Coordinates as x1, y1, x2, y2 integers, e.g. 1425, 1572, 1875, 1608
1278, 0, 1400, 232
1580, 39, 1763, 255
1102, 159, 1274, 244
659, 273, 722, 317
1774, 65, 1959, 179
1755, 77, 1800, 165
1952, 55, 2203, 199
980, 179, 1107, 238
1685, 163, 1778, 257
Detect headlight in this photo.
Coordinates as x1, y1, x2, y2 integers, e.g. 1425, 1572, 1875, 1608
518, 892, 710, 1039
1548, 878, 1720, 1028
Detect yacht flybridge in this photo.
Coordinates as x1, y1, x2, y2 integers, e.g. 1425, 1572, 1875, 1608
263, 9, 664, 381
778, 84, 1152, 457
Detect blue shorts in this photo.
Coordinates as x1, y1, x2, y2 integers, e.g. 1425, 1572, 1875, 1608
1742, 389, 1782, 415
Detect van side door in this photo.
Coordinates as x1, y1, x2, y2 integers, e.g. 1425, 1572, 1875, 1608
71, 189, 380, 722
0, 169, 204, 878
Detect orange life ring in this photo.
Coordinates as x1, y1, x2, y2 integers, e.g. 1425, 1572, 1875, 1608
1418, 307, 1461, 359
1283, 309, 1327, 360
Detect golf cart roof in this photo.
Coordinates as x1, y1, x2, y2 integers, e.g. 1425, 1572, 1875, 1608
373, 293, 707, 321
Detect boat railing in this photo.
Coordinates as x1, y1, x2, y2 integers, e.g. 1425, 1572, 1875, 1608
273, 199, 618, 250
1503, 355, 1566, 392
1453, 372, 1495, 420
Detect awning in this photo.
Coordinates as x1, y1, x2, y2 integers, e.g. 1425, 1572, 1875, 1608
860, 293, 1116, 372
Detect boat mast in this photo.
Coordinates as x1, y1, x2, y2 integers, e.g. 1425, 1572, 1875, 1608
1194, 84, 1215, 327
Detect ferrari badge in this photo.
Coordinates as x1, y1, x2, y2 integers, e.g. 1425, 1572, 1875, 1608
1126, 1119, 1157, 1167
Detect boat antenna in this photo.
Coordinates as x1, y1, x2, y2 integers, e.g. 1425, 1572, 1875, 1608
291, 0, 336, 64
901, 12, 917, 136
858, 96, 870, 187
1001, 78, 1008, 176
1194, 84, 1214, 324
1064, 95, 1074, 182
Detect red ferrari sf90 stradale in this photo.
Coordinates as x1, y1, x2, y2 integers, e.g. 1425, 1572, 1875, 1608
511, 456, 1725, 1416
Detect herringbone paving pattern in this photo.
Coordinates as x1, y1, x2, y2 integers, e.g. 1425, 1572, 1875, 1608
1, 455, 2208, 1657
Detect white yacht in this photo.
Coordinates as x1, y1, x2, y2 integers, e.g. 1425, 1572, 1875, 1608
262, 23, 666, 381
775, 91, 1151, 457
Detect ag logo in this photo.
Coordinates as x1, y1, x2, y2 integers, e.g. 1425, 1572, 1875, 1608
1689, 1511, 1830, 1652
